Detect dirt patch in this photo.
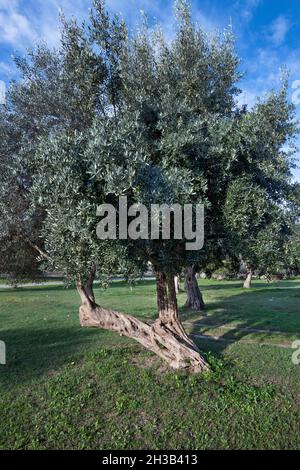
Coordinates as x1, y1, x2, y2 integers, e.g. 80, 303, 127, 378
130, 352, 171, 374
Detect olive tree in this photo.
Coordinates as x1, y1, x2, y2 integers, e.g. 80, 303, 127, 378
224, 86, 299, 288
6, 0, 298, 372
28, 0, 242, 372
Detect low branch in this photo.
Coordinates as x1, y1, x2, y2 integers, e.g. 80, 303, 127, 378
76, 270, 209, 373
26, 238, 50, 261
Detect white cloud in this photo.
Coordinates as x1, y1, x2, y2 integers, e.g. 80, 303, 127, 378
0, 0, 219, 52
0, 0, 91, 49
0, 7, 37, 46
194, 10, 221, 33
236, 88, 258, 109
0, 61, 16, 78
238, 0, 261, 22
238, 43, 300, 110
106, 0, 225, 49
269, 16, 290, 46
0, 0, 18, 9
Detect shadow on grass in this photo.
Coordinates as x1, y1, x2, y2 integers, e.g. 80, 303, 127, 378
0, 325, 130, 387
183, 285, 300, 355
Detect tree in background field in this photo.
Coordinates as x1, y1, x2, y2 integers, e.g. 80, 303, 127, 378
224, 86, 299, 288
183, 239, 224, 310
224, 179, 299, 287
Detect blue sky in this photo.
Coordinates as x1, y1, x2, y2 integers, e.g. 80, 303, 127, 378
1, 0, 300, 181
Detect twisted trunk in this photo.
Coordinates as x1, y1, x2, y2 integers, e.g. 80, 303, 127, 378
243, 268, 252, 289
76, 268, 209, 373
184, 266, 205, 311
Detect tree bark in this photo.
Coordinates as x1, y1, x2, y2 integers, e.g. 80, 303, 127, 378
243, 268, 252, 289
76, 269, 209, 373
26, 238, 49, 261
184, 266, 205, 311
174, 275, 181, 295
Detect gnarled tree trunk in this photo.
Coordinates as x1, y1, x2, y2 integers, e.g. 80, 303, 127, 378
184, 266, 205, 311
243, 268, 252, 289
76, 268, 209, 373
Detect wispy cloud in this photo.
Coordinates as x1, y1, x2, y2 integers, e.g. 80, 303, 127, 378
0, 61, 16, 78
0, 0, 91, 50
0, 2, 37, 47
0, 0, 220, 51
269, 15, 290, 46
238, 0, 261, 22
194, 9, 221, 33
236, 88, 258, 109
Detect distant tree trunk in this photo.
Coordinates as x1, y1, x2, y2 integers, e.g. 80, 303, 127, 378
174, 275, 181, 295
243, 268, 252, 289
77, 268, 209, 373
184, 266, 205, 311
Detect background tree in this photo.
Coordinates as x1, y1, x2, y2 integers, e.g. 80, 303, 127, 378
162, 0, 241, 309
224, 86, 299, 288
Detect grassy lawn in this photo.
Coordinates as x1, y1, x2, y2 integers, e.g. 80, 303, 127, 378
0, 278, 300, 450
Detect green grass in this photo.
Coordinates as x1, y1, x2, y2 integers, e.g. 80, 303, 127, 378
0, 278, 300, 449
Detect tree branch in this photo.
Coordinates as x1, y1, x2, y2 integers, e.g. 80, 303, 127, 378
26, 238, 49, 261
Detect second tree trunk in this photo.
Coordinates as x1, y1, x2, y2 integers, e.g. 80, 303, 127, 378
184, 266, 205, 311
243, 268, 253, 289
